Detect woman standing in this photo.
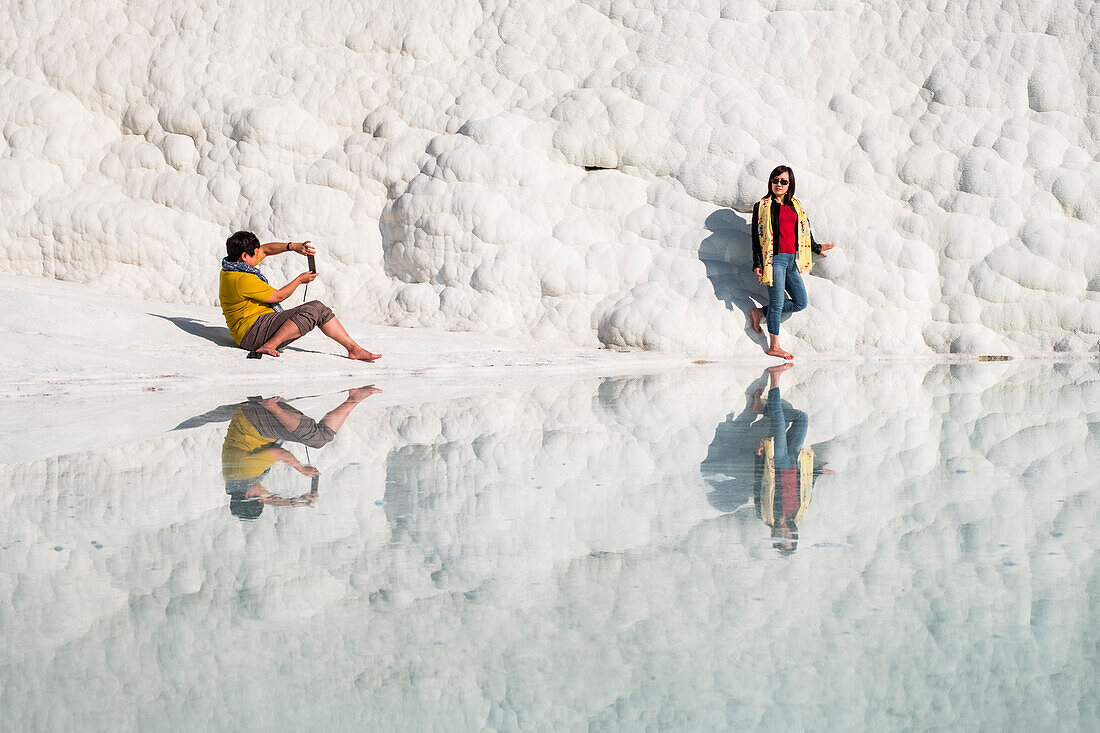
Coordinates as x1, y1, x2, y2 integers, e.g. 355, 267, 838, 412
749, 165, 834, 359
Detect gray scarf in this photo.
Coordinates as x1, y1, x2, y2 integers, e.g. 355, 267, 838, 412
221, 257, 282, 312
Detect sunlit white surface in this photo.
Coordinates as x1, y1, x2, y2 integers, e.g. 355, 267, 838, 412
2, 1, 1098, 354
0, 362, 1097, 730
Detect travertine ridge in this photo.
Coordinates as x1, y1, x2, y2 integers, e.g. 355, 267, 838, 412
1, 1, 1097, 354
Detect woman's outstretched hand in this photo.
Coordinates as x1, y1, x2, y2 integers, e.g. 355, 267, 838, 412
818, 243, 835, 256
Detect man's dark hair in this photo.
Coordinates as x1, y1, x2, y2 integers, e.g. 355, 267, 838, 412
226, 231, 261, 262
228, 490, 264, 520
766, 164, 796, 202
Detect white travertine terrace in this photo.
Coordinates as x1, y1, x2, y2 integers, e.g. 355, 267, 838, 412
1, 1, 1097, 354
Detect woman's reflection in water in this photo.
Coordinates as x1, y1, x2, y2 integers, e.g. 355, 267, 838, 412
702, 364, 832, 554
221, 386, 380, 519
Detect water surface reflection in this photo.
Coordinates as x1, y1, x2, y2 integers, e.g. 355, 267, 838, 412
216, 388, 379, 519
702, 365, 834, 554
1, 362, 1097, 731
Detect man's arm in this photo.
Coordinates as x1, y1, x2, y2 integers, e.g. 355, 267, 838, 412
260, 240, 316, 258
266, 271, 317, 303
268, 446, 315, 472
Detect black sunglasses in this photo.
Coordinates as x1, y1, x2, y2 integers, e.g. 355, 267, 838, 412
770, 177, 790, 185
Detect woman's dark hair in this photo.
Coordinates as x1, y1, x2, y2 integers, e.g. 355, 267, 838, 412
226, 231, 261, 262
766, 165, 796, 203
771, 519, 799, 555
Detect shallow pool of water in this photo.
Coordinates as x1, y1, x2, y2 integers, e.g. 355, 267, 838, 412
1, 361, 1097, 731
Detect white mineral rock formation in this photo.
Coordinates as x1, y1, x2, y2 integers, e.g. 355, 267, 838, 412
1, 1, 1097, 354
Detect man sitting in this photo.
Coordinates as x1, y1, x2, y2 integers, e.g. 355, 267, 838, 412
221, 388, 380, 519
219, 230, 381, 361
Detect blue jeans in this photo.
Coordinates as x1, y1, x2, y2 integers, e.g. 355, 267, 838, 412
766, 388, 807, 470
763, 252, 807, 336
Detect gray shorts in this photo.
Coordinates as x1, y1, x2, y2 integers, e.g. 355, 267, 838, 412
240, 400, 337, 449
240, 300, 335, 351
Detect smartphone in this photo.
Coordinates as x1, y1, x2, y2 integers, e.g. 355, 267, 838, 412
307, 254, 316, 273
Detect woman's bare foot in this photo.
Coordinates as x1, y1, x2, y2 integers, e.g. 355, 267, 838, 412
765, 333, 793, 360
256, 345, 281, 357
766, 363, 793, 377
752, 388, 765, 413
750, 308, 764, 334
348, 347, 382, 362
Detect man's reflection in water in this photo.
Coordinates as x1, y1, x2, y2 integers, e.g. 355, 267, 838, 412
702, 364, 831, 554
221, 387, 380, 519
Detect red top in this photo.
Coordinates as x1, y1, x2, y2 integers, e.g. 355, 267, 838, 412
781, 469, 799, 516
776, 204, 798, 253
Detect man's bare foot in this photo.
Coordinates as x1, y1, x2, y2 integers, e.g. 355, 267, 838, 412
348, 347, 382, 362
750, 308, 764, 334
256, 345, 281, 357
766, 347, 794, 360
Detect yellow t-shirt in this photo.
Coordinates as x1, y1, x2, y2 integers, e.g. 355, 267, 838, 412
219, 270, 276, 344
221, 407, 277, 482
